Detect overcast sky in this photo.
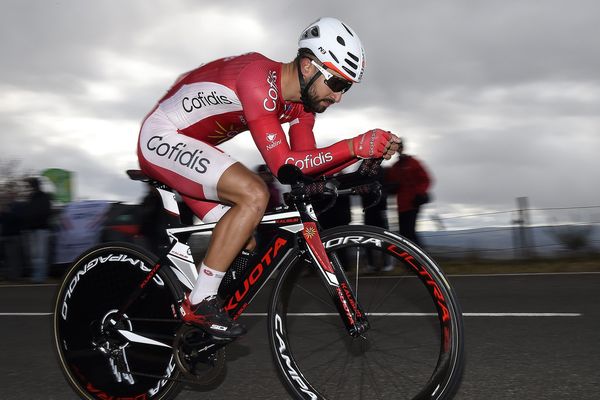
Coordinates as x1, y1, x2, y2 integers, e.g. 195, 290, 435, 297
1, 0, 599, 228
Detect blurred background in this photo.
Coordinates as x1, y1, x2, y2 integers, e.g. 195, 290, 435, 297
1, 0, 599, 280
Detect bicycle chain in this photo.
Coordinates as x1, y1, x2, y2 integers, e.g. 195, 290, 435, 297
126, 369, 208, 386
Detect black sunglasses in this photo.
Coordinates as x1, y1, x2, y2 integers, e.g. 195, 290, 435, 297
311, 60, 353, 94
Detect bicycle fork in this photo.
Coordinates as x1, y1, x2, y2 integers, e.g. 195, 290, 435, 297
301, 220, 370, 337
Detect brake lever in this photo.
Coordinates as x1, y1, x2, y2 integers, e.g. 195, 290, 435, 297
356, 182, 383, 211
314, 181, 339, 216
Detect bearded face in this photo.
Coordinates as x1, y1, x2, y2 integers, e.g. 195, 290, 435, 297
303, 83, 336, 114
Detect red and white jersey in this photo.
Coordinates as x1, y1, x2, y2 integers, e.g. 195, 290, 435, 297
151, 52, 353, 175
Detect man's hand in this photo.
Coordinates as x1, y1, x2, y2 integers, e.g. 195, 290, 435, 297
383, 131, 401, 159
351, 129, 401, 159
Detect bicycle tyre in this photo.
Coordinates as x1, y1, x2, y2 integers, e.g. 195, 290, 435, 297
268, 226, 464, 400
52, 242, 184, 400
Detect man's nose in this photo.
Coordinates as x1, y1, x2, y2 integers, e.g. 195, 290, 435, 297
332, 91, 343, 103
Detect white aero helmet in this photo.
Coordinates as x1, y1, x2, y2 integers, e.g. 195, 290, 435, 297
298, 17, 365, 83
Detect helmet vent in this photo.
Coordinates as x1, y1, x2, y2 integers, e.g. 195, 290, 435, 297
328, 51, 340, 64
302, 26, 320, 39
347, 52, 359, 62
337, 36, 345, 46
345, 58, 358, 70
341, 23, 354, 36
342, 66, 357, 78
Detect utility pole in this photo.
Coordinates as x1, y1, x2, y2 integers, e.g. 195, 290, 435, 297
512, 197, 535, 258
430, 213, 446, 231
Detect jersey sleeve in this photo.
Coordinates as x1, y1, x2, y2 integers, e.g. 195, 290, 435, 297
288, 108, 316, 150
236, 62, 355, 177
287, 106, 359, 175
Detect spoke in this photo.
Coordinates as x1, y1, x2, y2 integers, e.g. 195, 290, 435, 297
287, 313, 345, 332
293, 336, 343, 363
354, 247, 360, 299
368, 274, 412, 315
292, 280, 337, 310
366, 321, 441, 353
362, 353, 386, 399
288, 279, 343, 333
363, 313, 437, 335
368, 345, 435, 368
364, 272, 384, 313
298, 351, 340, 372
333, 345, 353, 400
364, 350, 419, 398
300, 343, 348, 382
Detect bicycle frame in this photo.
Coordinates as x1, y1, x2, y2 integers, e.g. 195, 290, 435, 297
115, 183, 370, 338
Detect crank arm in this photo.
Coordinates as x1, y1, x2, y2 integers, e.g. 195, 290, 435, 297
117, 330, 172, 349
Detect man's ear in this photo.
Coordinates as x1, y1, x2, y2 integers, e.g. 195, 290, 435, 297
300, 57, 313, 78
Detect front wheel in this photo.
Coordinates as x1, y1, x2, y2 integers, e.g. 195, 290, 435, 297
52, 243, 183, 400
268, 226, 464, 400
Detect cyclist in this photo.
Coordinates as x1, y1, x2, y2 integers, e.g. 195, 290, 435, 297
137, 17, 400, 339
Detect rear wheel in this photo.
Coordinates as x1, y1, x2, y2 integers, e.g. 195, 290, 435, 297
268, 226, 464, 399
53, 243, 183, 400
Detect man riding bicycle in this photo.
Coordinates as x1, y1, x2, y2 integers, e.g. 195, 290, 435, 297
137, 17, 400, 339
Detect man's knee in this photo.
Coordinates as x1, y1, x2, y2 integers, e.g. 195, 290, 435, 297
217, 164, 270, 213
242, 178, 269, 212
224, 176, 269, 214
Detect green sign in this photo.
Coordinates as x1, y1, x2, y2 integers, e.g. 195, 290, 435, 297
42, 168, 73, 203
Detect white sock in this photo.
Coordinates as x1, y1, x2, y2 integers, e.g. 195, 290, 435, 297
189, 263, 225, 304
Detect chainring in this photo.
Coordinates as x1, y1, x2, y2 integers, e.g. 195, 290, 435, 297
173, 325, 227, 386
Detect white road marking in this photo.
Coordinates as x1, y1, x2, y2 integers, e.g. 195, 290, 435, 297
0, 312, 583, 317
0, 283, 58, 288
241, 312, 582, 317
0, 313, 52, 316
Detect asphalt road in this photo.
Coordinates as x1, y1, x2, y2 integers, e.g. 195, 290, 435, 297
1, 272, 598, 399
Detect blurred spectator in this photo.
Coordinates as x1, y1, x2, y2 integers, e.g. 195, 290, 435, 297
22, 177, 53, 283
362, 168, 394, 272
385, 138, 432, 247
256, 164, 282, 211
363, 167, 389, 229
0, 182, 25, 281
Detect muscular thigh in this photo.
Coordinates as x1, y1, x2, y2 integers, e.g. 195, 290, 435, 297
138, 108, 236, 201
216, 163, 268, 206
180, 164, 266, 223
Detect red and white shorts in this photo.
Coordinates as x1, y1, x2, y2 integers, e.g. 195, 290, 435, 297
137, 107, 235, 222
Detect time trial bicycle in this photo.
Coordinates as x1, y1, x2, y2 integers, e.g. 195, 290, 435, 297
52, 160, 464, 400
